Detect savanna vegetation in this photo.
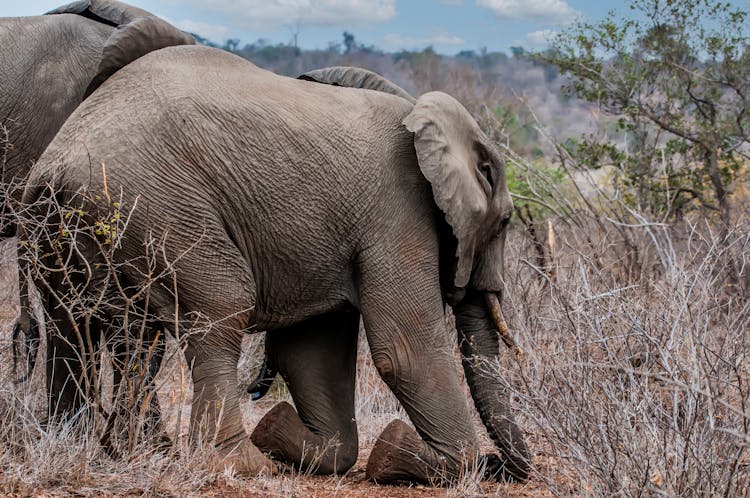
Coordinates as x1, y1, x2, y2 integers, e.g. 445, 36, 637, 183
0, 0, 747, 495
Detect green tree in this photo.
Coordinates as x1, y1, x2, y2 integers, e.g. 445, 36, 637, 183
224, 38, 240, 52
343, 31, 356, 54
542, 0, 750, 226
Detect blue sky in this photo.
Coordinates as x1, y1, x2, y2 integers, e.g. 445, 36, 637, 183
4, 0, 748, 54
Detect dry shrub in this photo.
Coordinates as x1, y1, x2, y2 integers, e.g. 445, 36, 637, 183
495, 212, 750, 496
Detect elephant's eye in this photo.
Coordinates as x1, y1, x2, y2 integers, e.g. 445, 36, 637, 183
499, 212, 511, 229
479, 161, 494, 188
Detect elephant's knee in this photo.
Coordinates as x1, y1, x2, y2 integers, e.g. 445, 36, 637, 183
372, 349, 423, 393
371, 351, 399, 389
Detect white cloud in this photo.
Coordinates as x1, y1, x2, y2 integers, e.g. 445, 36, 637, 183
174, 0, 396, 29
477, 0, 579, 23
175, 19, 231, 42
523, 29, 558, 47
385, 33, 466, 48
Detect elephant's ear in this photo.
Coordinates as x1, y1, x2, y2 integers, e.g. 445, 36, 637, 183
299, 66, 416, 103
403, 92, 489, 288
46, 0, 150, 25
82, 16, 195, 98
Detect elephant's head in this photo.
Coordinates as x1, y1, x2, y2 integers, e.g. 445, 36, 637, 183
403, 91, 512, 296
403, 92, 529, 481
299, 66, 417, 103
299, 67, 530, 481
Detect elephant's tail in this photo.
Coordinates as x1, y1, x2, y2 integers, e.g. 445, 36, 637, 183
12, 192, 43, 385
20, 163, 60, 207
247, 356, 278, 400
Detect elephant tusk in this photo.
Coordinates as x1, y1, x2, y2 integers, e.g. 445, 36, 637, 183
484, 293, 523, 357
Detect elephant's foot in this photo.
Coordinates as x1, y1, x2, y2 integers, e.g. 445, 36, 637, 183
216, 437, 277, 476
366, 419, 448, 484
251, 401, 355, 475
251, 401, 307, 461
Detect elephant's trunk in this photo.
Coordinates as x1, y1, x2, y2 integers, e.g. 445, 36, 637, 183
454, 290, 531, 481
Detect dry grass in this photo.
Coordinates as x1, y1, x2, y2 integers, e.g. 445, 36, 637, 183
2, 210, 748, 496
504, 217, 750, 496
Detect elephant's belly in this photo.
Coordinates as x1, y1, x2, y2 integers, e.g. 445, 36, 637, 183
250, 259, 357, 331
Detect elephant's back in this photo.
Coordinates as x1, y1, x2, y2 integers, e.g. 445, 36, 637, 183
41, 44, 416, 197
0, 15, 112, 65
94, 44, 414, 139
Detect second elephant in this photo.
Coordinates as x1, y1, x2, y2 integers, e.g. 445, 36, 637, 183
3, 0, 193, 437
1, 0, 194, 236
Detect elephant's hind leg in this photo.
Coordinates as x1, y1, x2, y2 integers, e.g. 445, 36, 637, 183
109, 324, 170, 450
148, 225, 274, 475
186, 323, 275, 476
46, 314, 102, 421
251, 308, 360, 475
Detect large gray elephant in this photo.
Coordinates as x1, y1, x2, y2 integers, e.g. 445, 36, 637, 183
19, 46, 531, 482
0, 0, 195, 237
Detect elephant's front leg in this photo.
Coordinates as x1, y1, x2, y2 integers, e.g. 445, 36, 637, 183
187, 327, 274, 475
358, 250, 480, 483
251, 308, 359, 474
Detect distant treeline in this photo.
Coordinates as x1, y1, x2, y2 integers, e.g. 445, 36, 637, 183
189, 31, 589, 158
191, 31, 559, 88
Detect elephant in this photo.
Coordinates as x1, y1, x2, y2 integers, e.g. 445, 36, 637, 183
246, 67, 418, 402
0, 0, 195, 237
18, 46, 531, 482
2, 0, 193, 445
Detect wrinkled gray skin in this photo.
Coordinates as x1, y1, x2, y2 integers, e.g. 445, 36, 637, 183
2, 0, 193, 442
0, 0, 195, 237
20, 48, 530, 482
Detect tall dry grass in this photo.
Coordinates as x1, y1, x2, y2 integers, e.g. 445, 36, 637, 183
2, 202, 747, 496
502, 218, 750, 496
